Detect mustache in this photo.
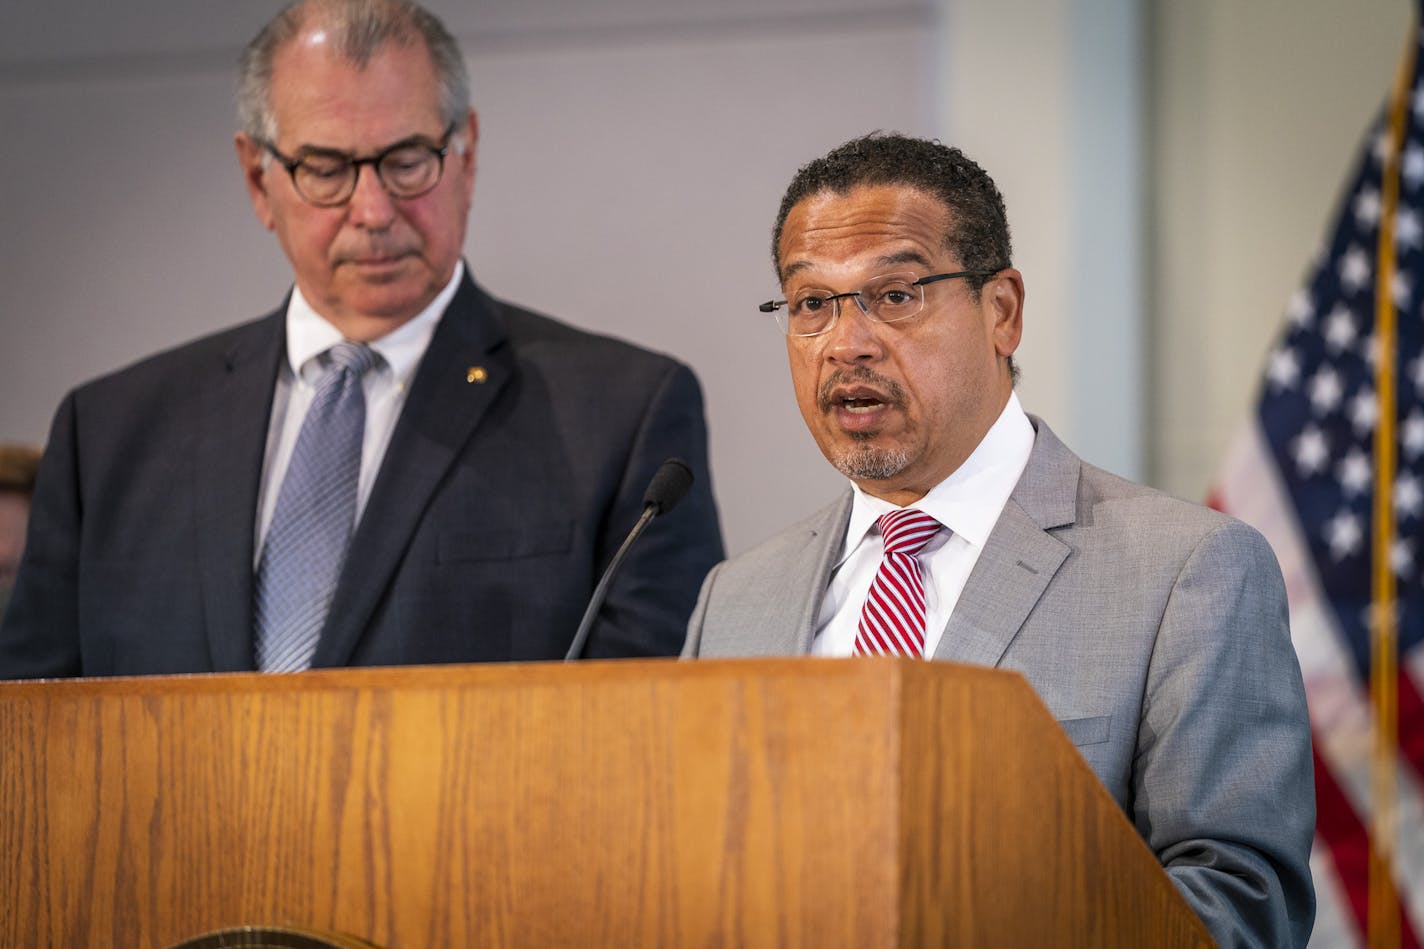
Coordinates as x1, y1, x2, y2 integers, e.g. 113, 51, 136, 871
817, 367, 907, 412
334, 235, 418, 262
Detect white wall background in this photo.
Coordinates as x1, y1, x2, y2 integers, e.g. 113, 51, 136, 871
1151, 0, 1409, 497
0, 0, 1411, 554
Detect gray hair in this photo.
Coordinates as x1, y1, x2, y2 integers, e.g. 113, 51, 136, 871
237, 0, 470, 142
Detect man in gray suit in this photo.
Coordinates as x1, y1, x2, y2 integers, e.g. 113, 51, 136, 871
683, 133, 1314, 948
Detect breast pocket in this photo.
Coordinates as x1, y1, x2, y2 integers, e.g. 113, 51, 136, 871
436, 521, 574, 563
1057, 714, 1112, 747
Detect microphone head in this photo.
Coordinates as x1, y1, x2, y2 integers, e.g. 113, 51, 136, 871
642, 458, 695, 515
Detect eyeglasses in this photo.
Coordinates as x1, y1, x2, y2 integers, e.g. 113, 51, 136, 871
759, 270, 1000, 337
259, 122, 457, 207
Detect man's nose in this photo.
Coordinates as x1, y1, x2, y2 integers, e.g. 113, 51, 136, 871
347, 163, 397, 228
824, 296, 884, 363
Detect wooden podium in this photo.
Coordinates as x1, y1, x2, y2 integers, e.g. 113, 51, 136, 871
0, 658, 1212, 947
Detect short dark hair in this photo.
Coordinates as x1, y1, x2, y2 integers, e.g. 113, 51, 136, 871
771, 132, 1012, 298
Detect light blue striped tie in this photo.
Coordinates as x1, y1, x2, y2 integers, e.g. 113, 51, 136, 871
254, 341, 377, 672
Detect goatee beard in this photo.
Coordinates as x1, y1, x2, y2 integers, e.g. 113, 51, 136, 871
829, 442, 913, 480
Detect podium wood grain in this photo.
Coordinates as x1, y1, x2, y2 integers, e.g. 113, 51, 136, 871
0, 658, 1212, 947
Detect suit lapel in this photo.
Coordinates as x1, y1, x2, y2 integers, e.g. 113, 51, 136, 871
932, 416, 1078, 667
195, 312, 286, 672
771, 493, 852, 654
313, 275, 511, 667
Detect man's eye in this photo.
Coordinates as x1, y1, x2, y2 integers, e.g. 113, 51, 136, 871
881, 290, 914, 305
384, 147, 428, 171
300, 159, 348, 179
795, 296, 827, 314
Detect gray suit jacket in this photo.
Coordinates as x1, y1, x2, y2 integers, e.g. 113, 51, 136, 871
684, 417, 1314, 949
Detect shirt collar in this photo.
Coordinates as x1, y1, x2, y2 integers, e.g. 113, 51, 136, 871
283, 259, 464, 386
838, 391, 1035, 563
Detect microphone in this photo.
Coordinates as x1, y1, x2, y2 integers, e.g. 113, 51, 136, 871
640, 457, 695, 515
564, 458, 695, 660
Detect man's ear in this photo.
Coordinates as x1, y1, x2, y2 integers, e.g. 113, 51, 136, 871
987, 267, 1025, 358
456, 109, 479, 203
234, 132, 276, 231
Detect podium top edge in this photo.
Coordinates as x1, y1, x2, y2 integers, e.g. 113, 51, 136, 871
0, 656, 1030, 699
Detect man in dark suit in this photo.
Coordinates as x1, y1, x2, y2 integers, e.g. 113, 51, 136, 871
0, 0, 723, 677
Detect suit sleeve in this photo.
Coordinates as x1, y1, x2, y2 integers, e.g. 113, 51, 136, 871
581, 360, 724, 658
1137, 520, 1316, 948
679, 561, 724, 658
0, 392, 83, 678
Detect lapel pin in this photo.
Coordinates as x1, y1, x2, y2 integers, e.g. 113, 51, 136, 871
466, 366, 488, 384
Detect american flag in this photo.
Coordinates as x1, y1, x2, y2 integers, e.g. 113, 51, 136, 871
1210, 13, 1424, 949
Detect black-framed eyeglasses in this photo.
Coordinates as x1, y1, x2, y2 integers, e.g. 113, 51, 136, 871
759, 270, 1001, 337
259, 122, 457, 207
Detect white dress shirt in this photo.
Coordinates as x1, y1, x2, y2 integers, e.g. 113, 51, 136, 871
253, 261, 464, 561
811, 392, 1035, 658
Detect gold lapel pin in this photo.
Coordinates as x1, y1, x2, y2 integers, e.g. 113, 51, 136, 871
466, 366, 488, 384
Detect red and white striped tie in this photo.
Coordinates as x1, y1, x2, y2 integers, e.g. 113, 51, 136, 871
854, 508, 942, 658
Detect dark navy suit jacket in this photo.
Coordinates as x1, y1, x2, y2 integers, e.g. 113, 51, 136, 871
0, 273, 724, 676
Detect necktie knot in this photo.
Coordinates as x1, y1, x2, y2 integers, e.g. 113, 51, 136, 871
877, 508, 940, 556
326, 340, 377, 378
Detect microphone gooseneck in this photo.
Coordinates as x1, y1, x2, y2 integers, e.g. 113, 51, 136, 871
564, 458, 695, 661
